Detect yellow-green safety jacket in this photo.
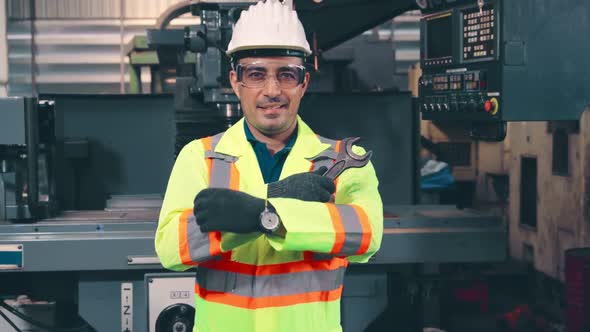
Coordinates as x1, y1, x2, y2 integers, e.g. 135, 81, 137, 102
156, 116, 383, 332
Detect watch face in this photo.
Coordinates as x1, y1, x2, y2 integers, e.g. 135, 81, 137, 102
260, 210, 280, 231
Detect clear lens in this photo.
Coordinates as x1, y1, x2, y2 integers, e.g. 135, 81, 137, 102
237, 62, 305, 89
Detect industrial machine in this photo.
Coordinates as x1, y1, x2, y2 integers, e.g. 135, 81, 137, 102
0, 91, 507, 331
0, 97, 57, 222
147, 1, 251, 153
146, 273, 196, 332
418, 0, 590, 139
0, 1, 511, 331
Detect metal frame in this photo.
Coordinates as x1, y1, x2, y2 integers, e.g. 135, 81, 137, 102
0, 205, 506, 272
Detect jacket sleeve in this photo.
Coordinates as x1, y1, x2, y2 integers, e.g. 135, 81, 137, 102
155, 140, 260, 271
267, 145, 383, 263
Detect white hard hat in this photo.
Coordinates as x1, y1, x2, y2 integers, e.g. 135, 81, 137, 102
226, 0, 312, 58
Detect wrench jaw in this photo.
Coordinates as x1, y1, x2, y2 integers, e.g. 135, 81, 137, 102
321, 137, 373, 180
342, 137, 372, 162
343, 137, 360, 156
359, 150, 373, 162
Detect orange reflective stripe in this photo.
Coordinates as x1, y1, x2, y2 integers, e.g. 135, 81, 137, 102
200, 257, 347, 276
195, 284, 343, 309
208, 231, 222, 256
326, 203, 345, 254
351, 204, 372, 255
202, 136, 212, 151
179, 209, 199, 266
202, 137, 213, 183
229, 163, 240, 190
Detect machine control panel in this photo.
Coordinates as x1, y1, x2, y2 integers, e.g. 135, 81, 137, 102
417, 0, 590, 123
419, 0, 502, 122
420, 70, 498, 117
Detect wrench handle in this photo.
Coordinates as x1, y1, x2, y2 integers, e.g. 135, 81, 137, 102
322, 160, 346, 180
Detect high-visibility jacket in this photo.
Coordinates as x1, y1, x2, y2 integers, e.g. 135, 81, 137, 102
156, 116, 383, 332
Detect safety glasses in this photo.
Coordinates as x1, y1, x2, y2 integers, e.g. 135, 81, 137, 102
235, 61, 306, 89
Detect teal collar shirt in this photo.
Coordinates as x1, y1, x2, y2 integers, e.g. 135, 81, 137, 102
244, 121, 297, 184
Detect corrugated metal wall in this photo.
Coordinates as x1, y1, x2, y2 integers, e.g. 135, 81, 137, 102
393, 10, 421, 74
0, 0, 8, 96
7, 0, 187, 19
6, 0, 193, 95
5, 1, 421, 95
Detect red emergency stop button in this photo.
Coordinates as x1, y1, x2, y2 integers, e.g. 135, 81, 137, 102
484, 100, 493, 112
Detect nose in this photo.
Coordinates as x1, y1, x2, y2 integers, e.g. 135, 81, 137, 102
262, 75, 281, 97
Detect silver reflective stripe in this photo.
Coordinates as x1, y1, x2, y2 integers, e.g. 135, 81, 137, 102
196, 266, 346, 298
317, 136, 338, 147
206, 132, 239, 189
336, 205, 364, 255
310, 205, 365, 259
186, 214, 216, 262
204, 151, 238, 163
185, 132, 234, 263
210, 132, 224, 147
209, 158, 233, 188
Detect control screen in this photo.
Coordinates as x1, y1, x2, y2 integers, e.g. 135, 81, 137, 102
426, 14, 452, 59
462, 6, 496, 61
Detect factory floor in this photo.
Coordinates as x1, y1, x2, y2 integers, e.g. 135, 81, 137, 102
364, 260, 564, 332
424, 262, 563, 332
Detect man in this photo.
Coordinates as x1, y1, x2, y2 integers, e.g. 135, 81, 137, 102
155, 1, 383, 331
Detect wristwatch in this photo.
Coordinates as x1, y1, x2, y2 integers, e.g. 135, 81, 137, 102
259, 199, 281, 234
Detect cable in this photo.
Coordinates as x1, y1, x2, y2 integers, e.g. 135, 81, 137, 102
0, 307, 24, 332
155, 0, 192, 30
0, 301, 93, 332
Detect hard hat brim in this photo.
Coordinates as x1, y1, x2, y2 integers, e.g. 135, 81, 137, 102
227, 46, 312, 58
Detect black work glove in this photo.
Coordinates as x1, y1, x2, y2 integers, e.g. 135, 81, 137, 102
194, 188, 264, 233
267, 166, 336, 202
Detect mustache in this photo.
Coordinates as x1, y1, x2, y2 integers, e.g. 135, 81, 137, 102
257, 96, 288, 108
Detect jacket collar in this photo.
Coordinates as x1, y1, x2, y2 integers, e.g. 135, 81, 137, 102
214, 115, 331, 159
